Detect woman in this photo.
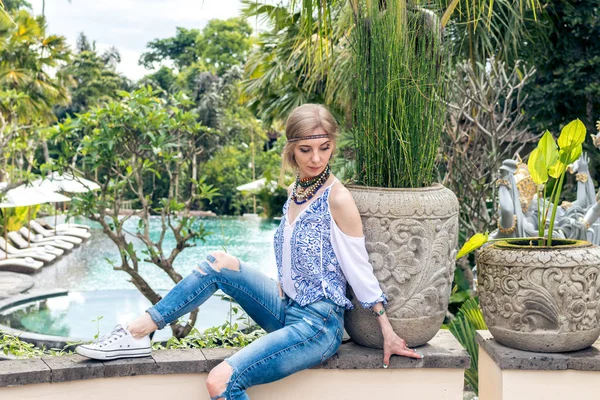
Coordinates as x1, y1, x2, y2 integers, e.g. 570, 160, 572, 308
76, 104, 422, 400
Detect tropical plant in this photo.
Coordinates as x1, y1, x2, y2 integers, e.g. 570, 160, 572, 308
0, 1, 16, 27
153, 315, 265, 350
528, 119, 587, 244
139, 27, 202, 71
198, 18, 252, 75
139, 18, 252, 75
138, 66, 177, 93
523, 0, 600, 135
0, 10, 70, 125
49, 87, 220, 339
448, 297, 487, 395
0, 205, 29, 231
458, 118, 588, 256
352, 1, 448, 188
0, 9, 71, 191
55, 32, 127, 120
0, 318, 264, 358
293, 0, 542, 41
241, 0, 351, 125
0, 331, 70, 358
442, 0, 545, 70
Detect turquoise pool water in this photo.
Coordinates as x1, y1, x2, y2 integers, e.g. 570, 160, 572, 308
32, 216, 279, 291
0, 290, 245, 342
12, 215, 279, 340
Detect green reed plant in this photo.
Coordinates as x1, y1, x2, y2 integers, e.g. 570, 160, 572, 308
351, 1, 448, 188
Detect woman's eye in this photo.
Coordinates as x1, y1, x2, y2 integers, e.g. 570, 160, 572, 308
320, 147, 330, 151
299, 149, 309, 153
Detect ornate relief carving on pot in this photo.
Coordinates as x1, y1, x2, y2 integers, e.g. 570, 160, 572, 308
345, 184, 459, 348
477, 243, 600, 352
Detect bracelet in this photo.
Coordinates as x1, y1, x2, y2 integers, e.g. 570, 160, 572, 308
371, 308, 385, 317
497, 215, 517, 234
576, 173, 589, 183
496, 179, 511, 189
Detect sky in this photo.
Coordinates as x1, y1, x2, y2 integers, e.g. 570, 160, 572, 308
29, 0, 256, 80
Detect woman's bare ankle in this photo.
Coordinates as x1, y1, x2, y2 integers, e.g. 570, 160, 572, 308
127, 312, 158, 339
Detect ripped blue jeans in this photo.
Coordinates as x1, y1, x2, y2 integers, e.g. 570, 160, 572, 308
146, 254, 345, 400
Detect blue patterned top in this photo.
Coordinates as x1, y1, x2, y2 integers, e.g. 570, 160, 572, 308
274, 184, 387, 309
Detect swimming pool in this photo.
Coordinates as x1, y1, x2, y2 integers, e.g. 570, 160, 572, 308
32, 215, 279, 291
12, 215, 279, 341
0, 290, 246, 342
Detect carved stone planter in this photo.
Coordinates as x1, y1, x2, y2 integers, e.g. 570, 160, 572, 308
477, 240, 600, 352
345, 184, 459, 348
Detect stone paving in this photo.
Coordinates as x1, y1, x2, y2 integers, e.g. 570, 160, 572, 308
0, 271, 33, 299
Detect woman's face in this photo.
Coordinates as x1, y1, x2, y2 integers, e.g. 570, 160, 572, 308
293, 127, 334, 179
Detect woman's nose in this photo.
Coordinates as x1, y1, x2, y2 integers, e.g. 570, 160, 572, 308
311, 151, 321, 163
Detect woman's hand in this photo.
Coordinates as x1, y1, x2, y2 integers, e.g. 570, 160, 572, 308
383, 330, 423, 368
373, 303, 423, 367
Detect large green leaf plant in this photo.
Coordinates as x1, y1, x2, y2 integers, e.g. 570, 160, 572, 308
457, 118, 587, 258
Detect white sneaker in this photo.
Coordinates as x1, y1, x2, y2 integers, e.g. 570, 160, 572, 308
76, 324, 152, 360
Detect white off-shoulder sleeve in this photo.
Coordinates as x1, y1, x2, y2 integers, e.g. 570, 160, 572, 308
330, 217, 387, 309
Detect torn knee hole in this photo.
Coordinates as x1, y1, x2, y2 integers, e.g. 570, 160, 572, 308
206, 252, 240, 272
195, 260, 211, 275
208, 362, 234, 399
195, 266, 208, 275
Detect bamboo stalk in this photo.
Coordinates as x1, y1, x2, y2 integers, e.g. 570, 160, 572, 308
352, 3, 447, 188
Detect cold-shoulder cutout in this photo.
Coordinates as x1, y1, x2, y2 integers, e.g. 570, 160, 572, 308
328, 183, 364, 238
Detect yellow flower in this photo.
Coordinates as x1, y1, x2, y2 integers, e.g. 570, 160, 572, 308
596, 120, 600, 132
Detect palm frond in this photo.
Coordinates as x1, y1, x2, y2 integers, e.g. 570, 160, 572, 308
0, 2, 16, 29
448, 297, 487, 395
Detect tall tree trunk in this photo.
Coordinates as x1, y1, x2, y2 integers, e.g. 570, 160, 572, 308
42, 140, 50, 166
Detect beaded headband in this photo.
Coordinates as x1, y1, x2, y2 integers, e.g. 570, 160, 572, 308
287, 134, 330, 143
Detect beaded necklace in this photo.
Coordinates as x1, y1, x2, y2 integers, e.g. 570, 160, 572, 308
291, 164, 331, 205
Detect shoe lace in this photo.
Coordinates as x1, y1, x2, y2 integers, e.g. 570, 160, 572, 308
95, 327, 125, 347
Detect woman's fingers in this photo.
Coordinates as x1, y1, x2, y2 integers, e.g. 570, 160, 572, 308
383, 350, 391, 367
383, 346, 424, 367
397, 348, 424, 359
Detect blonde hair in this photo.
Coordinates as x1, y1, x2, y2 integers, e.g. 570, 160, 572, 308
282, 104, 339, 171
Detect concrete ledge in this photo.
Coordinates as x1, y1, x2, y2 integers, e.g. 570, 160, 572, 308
478, 330, 600, 400
0, 330, 468, 388
476, 330, 600, 371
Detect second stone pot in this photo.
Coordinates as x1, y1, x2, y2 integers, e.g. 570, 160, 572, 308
477, 240, 600, 352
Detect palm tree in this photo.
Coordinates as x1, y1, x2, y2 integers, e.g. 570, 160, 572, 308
0, 10, 71, 124
0, 1, 16, 28
241, 1, 353, 125
0, 9, 71, 188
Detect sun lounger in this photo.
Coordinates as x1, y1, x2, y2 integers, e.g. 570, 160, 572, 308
0, 257, 44, 274
36, 218, 91, 231
8, 231, 74, 251
0, 237, 64, 257
19, 227, 82, 245
30, 220, 91, 240
0, 246, 55, 263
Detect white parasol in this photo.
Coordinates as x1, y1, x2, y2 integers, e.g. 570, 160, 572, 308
1, 187, 71, 250
31, 172, 100, 193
